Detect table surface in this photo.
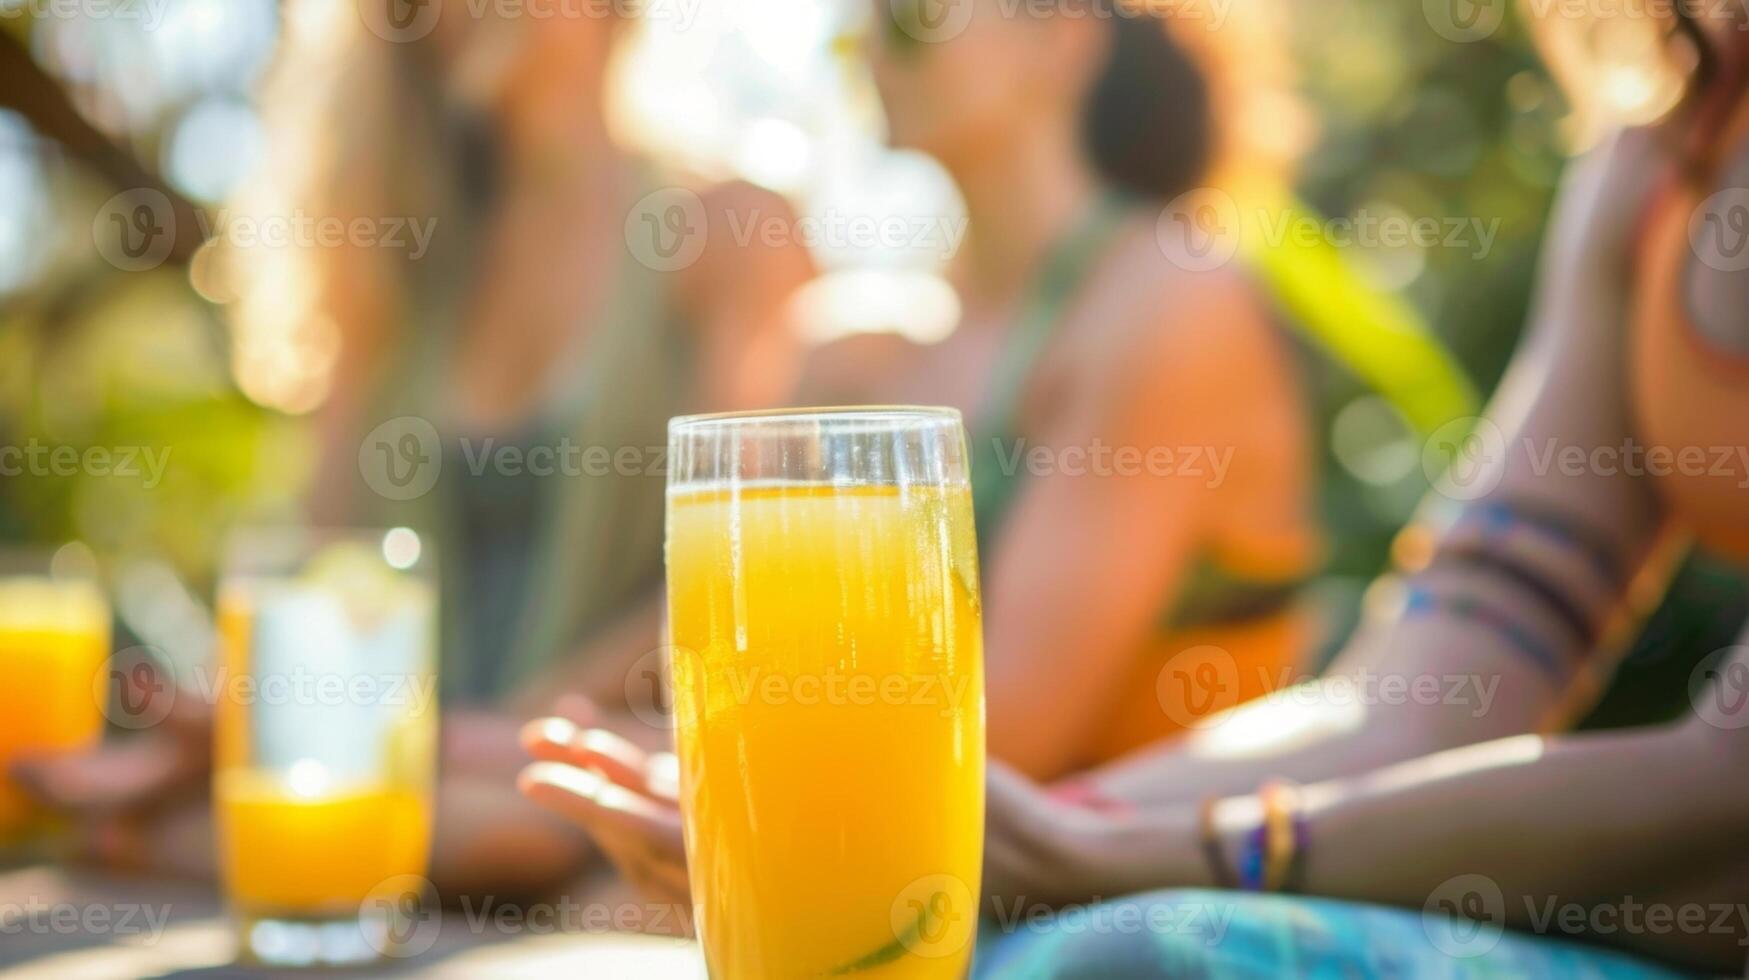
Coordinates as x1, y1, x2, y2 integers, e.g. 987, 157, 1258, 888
0, 865, 707, 980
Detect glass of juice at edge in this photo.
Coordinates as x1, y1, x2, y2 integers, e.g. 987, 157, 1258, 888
214, 527, 438, 967
0, 546, 110, 848
666, 407, 986, 978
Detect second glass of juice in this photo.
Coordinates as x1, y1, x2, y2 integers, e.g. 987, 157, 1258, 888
214, 527, 438, 967
0, 547, 110, 846
666, 407, 986, 978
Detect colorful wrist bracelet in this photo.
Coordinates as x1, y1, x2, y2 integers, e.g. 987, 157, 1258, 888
1258, 780, 1305, 893
1196, 794, 1237, 889
1284, 808, 1311, 894
1238, 820, 1269, 891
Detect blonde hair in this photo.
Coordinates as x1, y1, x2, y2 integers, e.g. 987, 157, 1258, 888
220, 0, 450, 414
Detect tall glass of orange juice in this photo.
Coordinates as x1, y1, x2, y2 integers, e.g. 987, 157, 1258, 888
666, 408, 986, 978
214, 528, 438, 967
0, 546, 110, 845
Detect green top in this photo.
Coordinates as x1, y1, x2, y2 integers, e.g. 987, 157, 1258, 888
365, 166, 689, 703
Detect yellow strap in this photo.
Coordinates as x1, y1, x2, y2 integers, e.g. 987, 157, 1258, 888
1241, 193, 1479, 435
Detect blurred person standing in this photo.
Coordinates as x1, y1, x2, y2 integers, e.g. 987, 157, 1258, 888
20, 0, 813, 895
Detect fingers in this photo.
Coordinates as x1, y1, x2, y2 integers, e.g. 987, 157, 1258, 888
12, 733, 199, 813
984, 759, 1056, 841
520, 718, 680, 803
517, 761, 684, 855
522, 718, 646, 780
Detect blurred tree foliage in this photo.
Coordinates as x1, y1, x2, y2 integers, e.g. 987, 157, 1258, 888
0, 1, 1739, 706
0, 6, 306, 595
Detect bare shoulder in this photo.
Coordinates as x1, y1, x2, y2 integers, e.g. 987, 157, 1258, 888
1088, 229, 1283, 391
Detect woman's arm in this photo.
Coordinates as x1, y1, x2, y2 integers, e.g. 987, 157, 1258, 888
990, 635, 1749, 971
1085, 127, 1680, 805
1278, 718, 1747, 970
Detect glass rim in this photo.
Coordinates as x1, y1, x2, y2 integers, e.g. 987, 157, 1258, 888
669, 405, 963, 432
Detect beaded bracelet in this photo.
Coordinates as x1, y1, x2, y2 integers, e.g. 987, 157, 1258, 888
1196, 794, 1238, 889
1225, 781, 1309, 893
1259, 780, 1308, 893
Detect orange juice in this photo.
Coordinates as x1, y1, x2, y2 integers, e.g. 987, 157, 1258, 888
216, 767, 430, 914
0, 578, 109, 838
212, 536, 437, 933
666, 484, 985, 978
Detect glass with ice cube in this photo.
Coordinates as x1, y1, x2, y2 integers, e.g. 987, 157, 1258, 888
213, 528, 438, 966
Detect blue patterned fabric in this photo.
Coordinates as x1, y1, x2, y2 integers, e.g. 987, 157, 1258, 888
972, 889, 1695, 979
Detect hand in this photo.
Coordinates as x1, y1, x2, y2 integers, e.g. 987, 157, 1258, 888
517, 706, 692, 931
985, 761, 1206, 911
12, 659, 214, 876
